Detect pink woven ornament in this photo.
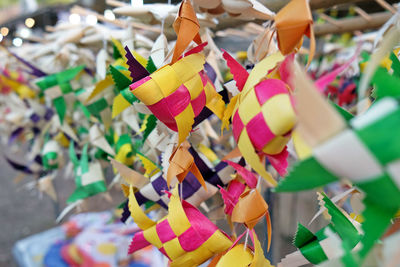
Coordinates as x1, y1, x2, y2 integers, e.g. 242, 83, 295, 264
223, 52, 296, 186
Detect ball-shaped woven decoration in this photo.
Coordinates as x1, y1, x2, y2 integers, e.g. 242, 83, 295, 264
232, 78, 295, 156
129, 52, 224, 143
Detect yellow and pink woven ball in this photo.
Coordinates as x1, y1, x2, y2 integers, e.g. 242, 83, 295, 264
128, 187, 232, 266
129, 48, 225, 144
224, 52, 296, 182
232, 78, 295, 156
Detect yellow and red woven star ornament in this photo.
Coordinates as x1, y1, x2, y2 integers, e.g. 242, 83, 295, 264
126, 0, 225, 144
222, 51, 296, 186
127, 185, 232, 266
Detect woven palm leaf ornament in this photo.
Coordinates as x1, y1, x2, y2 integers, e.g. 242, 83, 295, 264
207, 160, 274, 266
232, 189, 272, 244
219, 161, 273, 251
279, 193, 362, 266
5, 0, 400, 265
127, 186, 233, 266
219, 161, 258, 216
113, 146, 235, 221
215, 229, 273, 267
274, 64, 400, 265
126, 0, 225, 144
36, 65, 86, 124
221, 51, 296, 186
110, 48, 147, 118
41, 139, 63, 171
220, 0, 316, 186
274, 0, 315, 66
67, 142, 107, 203
166, 141, 207, 189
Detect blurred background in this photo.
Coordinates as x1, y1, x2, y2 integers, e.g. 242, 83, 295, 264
1, 0, 398, 266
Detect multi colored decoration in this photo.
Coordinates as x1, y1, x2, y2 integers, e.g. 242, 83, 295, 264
279, 193, 361, 266
2, 0, 400, 266
275, 64, 400, 265
275, 0, 315, 65
222, 51, 295, 185
128, 186, 233, 266
127, 1, 225, 144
